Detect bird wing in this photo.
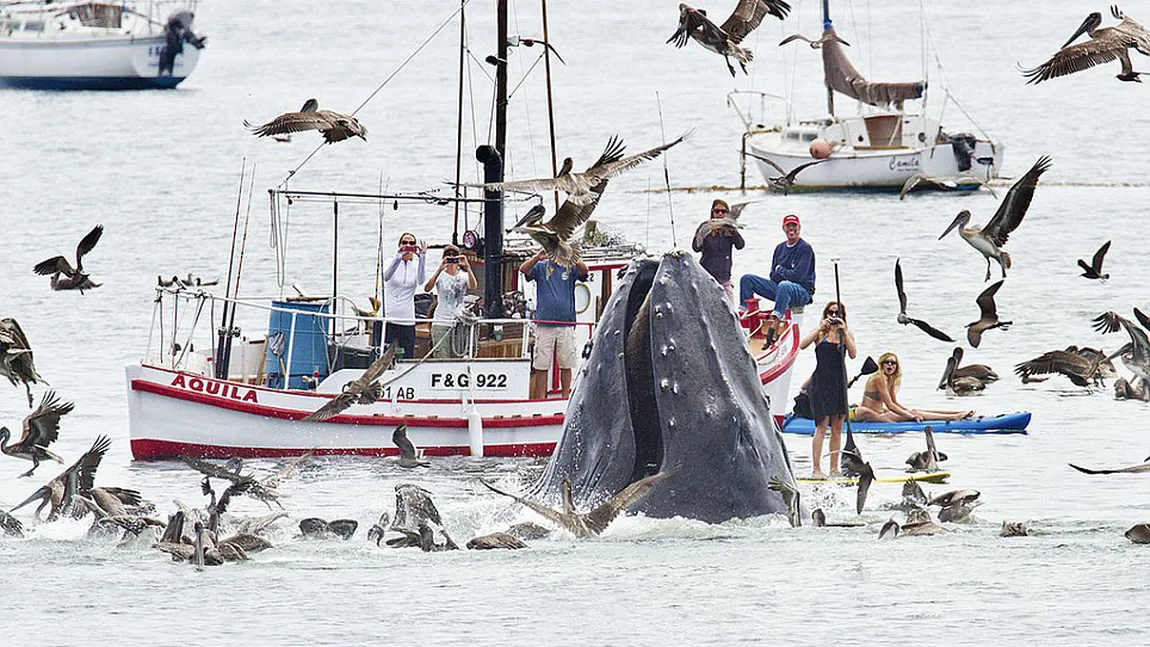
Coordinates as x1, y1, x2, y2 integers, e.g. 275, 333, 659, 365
319, 114, 366, 143
1069, 461, 1150, 475
727, 200, 758, 221
302, 392, 355, 423
33, 255, 75, 277
303, 347, 394, 424
353, 344, 398, 391
899, 173, 928, 200
181, 456, 244, 483
583, 470, 672, 536
855, 462, 875, 515
779, 33, 815, 46
1014, 350, 1091, 382
0, 318, 32, 350
894, 258, 908, 314
975, 279, 1005, 321
1091, 240, 1112, 273
1093, 311, 1150, 355
393, 424, 418, 460
74, 224, 104, 272
260, 452, 313, 489
784, 159, 827, 183
586, 133, 690, 184
666, 5, 715, 48
908, 318, 955, 343
479, 479, 568, 528
544, 136, 627, 240
744, 151, 788, 176
983, 156, 1051, 247
63, 434, 112, 494
721, 0, 790, 44
1077, 258, 1095, 274
1021, 29, 1137, 84
245, 111, 334, 137
21, 390, 73, 447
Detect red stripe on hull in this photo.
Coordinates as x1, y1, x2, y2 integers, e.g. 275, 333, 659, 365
131, 438, 557, 460
131, 379, 564, 428
757, 324, 800, 384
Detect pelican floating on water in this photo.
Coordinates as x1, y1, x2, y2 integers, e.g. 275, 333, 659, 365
1022, 6, 1150, 84
667, 0, 791, 76
939, 156, 1051, 281
939, 348, 991, 395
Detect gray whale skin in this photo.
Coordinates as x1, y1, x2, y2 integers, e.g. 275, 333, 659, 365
531, 250, 797, 524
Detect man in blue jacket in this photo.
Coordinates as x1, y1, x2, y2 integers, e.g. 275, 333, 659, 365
739, 213, 816, 339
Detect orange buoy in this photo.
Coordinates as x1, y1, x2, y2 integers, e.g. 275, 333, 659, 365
809, 138, 832, 159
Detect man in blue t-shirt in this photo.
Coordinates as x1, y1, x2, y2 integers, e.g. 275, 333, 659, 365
520, 250, 590, 399
739, 213, 816, 338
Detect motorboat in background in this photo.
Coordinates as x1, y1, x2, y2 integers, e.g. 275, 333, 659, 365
732, 0, 1002, 193
0, 1, 206, 90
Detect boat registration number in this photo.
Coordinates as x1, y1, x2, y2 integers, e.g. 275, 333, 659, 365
428, 372, 509, 390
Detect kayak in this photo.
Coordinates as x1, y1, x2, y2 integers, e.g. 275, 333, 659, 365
779, 411, 1031, 435
795, 470, 950, 486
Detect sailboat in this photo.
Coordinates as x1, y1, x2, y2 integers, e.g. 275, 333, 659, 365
124, 1, 800, 460
733, 0, 1003, 192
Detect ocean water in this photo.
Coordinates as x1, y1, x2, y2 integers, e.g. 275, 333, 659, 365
2, 1, 1150, 644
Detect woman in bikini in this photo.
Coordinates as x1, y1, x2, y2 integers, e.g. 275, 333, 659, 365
854, 352, 973, 423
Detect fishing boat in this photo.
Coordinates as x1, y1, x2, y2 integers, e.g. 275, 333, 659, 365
731, 0, 1003, 192
0, 0, 205, 90
125, 2, 799, 461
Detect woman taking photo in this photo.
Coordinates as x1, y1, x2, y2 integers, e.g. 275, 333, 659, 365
854, 352, 973, 422
799, 301, 856, 480
382, 232, 426, 359
424, 244, 477, 358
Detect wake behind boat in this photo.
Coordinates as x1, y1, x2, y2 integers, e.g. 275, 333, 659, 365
0, 1, 206, 90
732, 0, 1003, 193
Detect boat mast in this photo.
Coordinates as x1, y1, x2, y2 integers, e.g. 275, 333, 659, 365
823, 0, 834, 117
479, 0, 509, 318
452, 0, 467, 246
541, 0, 560, 213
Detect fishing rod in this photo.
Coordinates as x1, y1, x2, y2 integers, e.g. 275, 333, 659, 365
215, 158, 246, 379
655, 91, 677, 247
220, 164, 257, 380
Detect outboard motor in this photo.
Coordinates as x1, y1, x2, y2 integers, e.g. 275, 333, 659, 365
159, 11, 207, 77
944, 132, 977, 172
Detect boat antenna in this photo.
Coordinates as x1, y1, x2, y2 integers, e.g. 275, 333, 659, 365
215, 158, 245, 379
541, 0, 561, 214
655, 90, 677, 248
375, 172, 385, 308
452, 0, 467, 246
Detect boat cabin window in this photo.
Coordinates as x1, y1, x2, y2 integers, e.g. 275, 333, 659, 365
65, 3, 123, 28
3, 19, 45, 33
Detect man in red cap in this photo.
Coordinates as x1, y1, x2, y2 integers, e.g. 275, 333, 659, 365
739, 213, 816, 338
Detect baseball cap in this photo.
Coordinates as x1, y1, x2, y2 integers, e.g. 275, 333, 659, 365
782, 214, 801, 227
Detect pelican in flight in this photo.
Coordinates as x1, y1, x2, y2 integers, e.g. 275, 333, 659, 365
11, 435, 111, 522
1014, 346, 1112, 388
470, 133, 688, 207
965, 280, 1011, 348
1078, 240, 1112, 280
509, 137, 626, 266
692, 200, 757, 249
0, 317, 42, 408
0, 390, 73, 477
667, 0, 791, 76
33, 224, 103, 293
779, 32, 850, 49
1093, 309, 1150, 384
939, 156, 1051, 281
744, 151, 826, 194
245, 98, 367, 144
1022, 6, 1150, 84
304, 344, 396, 422
894, 259, 953, 342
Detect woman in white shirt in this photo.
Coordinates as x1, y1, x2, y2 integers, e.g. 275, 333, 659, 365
382, 232, 427, 359
424, 244, 477, 358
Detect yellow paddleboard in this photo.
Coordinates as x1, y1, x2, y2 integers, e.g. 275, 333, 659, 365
796, 471, 950, 486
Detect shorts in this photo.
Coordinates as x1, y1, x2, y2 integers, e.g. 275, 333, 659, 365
533, 325, 578, 371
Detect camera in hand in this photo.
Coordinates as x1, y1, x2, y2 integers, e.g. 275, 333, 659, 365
827, 316, 843, 326
401, 245, 418, 253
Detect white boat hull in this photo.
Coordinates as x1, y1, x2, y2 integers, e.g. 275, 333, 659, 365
126, 329, 799, 460
0, 35, 200, 89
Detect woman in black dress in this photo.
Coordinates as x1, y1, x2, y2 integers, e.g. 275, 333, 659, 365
799, 301, 857, 479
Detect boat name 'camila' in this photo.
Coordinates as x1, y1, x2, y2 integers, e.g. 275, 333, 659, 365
170, 374, 259, 403
888, 157, 921, 172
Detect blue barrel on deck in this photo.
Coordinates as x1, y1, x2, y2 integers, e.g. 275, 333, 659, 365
265, 301, 330, 389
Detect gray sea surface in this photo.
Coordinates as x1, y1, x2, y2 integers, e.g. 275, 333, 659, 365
2, 0, 1149, 644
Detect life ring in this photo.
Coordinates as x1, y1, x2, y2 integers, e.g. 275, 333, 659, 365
574, 283, 592, 314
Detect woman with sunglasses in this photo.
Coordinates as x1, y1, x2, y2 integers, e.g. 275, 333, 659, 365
692, 198, 745, 303
799, 301, 856, 479
855, 352, 973, 422
382, 232, 427, 359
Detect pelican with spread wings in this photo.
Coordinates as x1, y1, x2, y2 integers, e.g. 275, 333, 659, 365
1022, 6, 1150, 84
692, 201, 756, 249
245, 98, 367, 144
0, 390, 73, 477
744, 151, 826, 194
33, 224, 103, 293
304, 344, 397, 422
469, 134, 688, 207
894, 259, 953, 342
667, 0, 791, 76
0, 318, 43, 408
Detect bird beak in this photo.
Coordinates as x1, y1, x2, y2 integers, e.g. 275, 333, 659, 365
938, 214, 964, 240
10, 486, 49, 513
1062, 14, 1096, 49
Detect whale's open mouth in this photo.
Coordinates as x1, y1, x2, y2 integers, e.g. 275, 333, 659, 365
621, 261, 663, 485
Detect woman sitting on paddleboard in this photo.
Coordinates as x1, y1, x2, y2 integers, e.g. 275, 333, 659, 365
854, 352, 972, 423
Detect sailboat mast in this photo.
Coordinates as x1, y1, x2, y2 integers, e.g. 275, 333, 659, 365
495, 0, 508, 156
823, 0, 834, 116
479, 0, 509, 318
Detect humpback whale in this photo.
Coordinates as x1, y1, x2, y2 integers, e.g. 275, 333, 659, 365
531, 251, 797, 524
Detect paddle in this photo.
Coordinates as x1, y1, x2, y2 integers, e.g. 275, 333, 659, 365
833, 262, 873, 512
847, 356, 879, 388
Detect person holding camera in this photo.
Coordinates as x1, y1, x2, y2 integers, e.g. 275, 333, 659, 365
799, 300, 856, 480
382, 232, 427, 359
424, 244, 477, 358
520, 249, 589, 400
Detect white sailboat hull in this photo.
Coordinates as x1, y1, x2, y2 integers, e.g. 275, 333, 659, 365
0, 36, 200, 89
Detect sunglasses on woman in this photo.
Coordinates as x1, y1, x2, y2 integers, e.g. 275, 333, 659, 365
882, 360, 898, 366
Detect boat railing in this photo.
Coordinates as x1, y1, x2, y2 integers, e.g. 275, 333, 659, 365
144, 284, 592, 388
